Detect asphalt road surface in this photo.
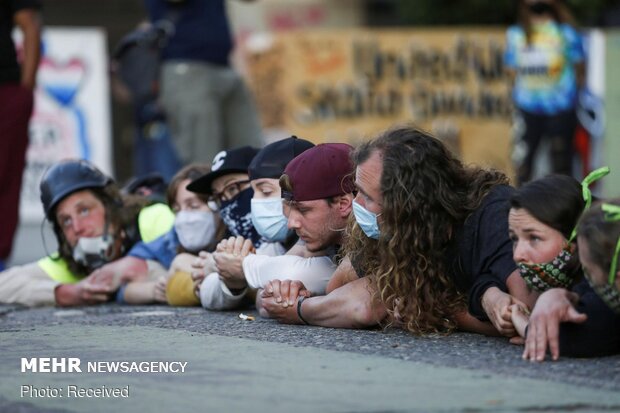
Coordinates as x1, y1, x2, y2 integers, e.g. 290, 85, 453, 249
1, 304, 619, 413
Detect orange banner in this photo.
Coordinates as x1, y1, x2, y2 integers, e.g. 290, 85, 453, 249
245, 28, 514, 175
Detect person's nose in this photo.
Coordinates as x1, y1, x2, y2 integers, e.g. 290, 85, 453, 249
287, 210, 301, 230
513, 240, 529, 264
71, 216, 86, 237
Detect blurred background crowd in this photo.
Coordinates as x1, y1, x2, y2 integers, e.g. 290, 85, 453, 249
3, 0, 620, 267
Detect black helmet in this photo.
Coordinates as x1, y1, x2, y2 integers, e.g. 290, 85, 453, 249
40, 159, 113, 220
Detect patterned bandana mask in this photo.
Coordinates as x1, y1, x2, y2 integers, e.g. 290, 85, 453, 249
519, 166, 610, 292
588, 282, 620, 314
585, 202, 620, 313
518, 245, 576, 292
219, 187, 266, 248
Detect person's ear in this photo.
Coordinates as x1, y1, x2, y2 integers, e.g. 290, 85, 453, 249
338, 194, 354, 218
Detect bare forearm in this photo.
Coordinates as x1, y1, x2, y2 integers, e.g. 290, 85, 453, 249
506, 270, 538, 310
454, 310, 500, 336
105, 257, 149, 285
325, 257, 357, 293
15, 10, 41, 89
121, 281, 157, 304
301, 277, 386, 328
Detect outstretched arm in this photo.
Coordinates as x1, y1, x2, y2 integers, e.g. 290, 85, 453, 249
54, 280, 114, 307
14, 8, 41, 90
478, 270, 532, 337
454, 310, 501, 336
261, 277, 387, 328
119, 279, 167, 305
325, 256, 358, 293
89, 256, 149, 290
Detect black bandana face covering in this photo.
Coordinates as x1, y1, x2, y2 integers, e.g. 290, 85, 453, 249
219, 187, 265, 248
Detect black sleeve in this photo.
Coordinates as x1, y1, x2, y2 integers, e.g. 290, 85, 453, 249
349, 251, 364, 278
12, 0, 41, 13
466, 190, 517, 320
468, 274, 507, 320
558, 281, 620, 357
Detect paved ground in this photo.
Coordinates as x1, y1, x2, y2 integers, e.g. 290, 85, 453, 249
4, 223, 620, 412
1, 304, 619, 413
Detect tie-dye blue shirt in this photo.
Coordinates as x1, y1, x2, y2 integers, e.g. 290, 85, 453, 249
504, 21, 584, 115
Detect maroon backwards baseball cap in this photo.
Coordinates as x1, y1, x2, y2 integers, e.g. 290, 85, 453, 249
281, 143, 355, 202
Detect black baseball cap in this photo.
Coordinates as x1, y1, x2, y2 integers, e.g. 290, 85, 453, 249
248, 136, 315, 181
122, 172, 166, 195
187, 146, 259, 194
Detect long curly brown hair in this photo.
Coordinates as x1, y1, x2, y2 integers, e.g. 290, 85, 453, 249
344, 126, 510, 335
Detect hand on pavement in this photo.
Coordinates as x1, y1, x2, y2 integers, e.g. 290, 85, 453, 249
259, 279, 312, 324
523, 288, 586, 362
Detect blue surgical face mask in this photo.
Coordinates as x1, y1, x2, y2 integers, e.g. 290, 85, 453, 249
251, 198, 292, 243
352, 200, 380, 240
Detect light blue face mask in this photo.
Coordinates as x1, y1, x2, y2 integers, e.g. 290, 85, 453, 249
352, 200, 381, 240
251, 198, 292, 243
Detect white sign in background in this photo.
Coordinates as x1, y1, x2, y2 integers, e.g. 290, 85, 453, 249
13, 27, 113, 222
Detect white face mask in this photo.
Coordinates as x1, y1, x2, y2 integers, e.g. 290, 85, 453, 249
174, 210, 216, 252
72, 235, 116, 270
251, 198, 292, 242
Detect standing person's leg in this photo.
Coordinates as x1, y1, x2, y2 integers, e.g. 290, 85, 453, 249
133, 100, 181, 181
160, 62, 224, 165
548, 109, 577, 178
222, 68, 264, 149
192, 63, 227, 163
0, 84, 34, 268
132, 104, 149, 177
514, 109, 545, 185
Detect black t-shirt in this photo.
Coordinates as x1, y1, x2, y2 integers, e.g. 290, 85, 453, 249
444, 184, 517, 320
351, 184, 517, 320
0, 0, 40, 84
144, 0, 233, 66
559, 279, 620, 357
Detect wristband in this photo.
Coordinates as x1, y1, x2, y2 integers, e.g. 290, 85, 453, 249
297, 295, 310, 325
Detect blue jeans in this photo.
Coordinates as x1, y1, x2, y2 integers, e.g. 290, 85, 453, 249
133, 101, 181, 182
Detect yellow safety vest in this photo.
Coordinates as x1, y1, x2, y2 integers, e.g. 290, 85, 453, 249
37, 203, 175, 284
